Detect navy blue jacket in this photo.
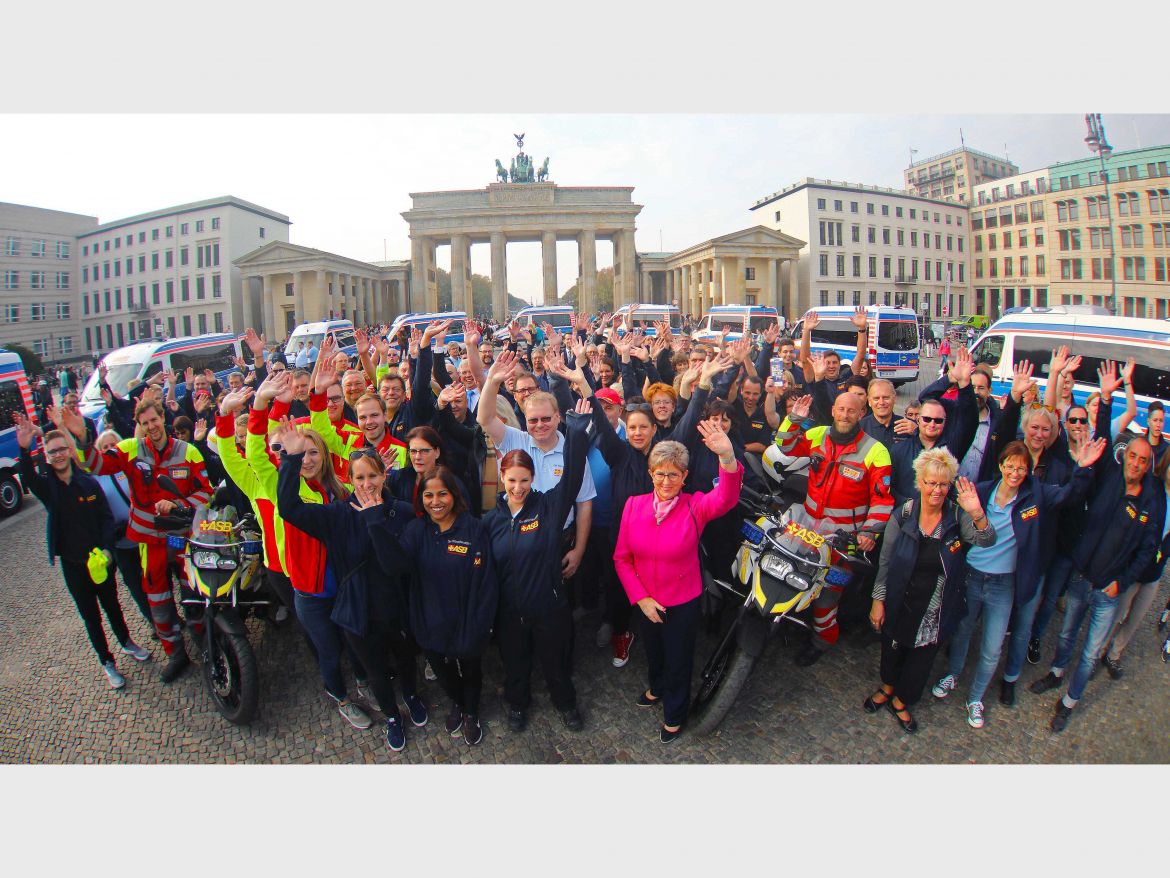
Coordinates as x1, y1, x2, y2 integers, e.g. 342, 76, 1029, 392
1135, 482, 1170, 583
21, 449, 115, 565
890, 382, 979, 506
975, 465, 1093, 605
977, 394, 1071, 488
276, 452, 413, 636
483, 414, 588, 617
874, 497, 997, 644
367, 510, 499, 658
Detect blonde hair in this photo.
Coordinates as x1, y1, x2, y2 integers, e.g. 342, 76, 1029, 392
912, 446, 959, 484
299, 428, 349, 501
1021, 405, 1060, 447
648, 440, 689, 472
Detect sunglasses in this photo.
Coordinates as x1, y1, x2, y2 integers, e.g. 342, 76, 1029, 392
919, 415, 946, 425
625, 403, 653, 414
527, 415, 554, 426
1066, 416, 1088, 425
349, 447, 379, 462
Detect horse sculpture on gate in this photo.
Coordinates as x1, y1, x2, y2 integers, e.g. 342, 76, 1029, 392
495, 159, 509, 182
537, 157, 549, 182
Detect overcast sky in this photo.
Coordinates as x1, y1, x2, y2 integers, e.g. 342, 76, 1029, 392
5, 113, 1170, 306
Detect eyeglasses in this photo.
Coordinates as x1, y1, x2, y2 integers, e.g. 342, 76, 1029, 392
44, 446, 70, 458
919, 415, 946, 425
921, 480, 951, 493
651, 471, 683, 483
1066, 416, 1088, 425
408, 447, 437, 456
1001, 463, 1029, 474
527, 415, 554, 426
514, 386, 537, 396
327, 396, 344, 404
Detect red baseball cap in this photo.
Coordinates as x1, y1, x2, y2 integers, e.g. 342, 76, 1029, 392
595, 387, 622, 406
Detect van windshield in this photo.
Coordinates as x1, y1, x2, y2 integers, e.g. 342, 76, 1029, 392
543, 312, 573, 328
749, 315, 775, 332
84, 361, 144, 400
877, 321, 918, 351
708, 315, 746, 332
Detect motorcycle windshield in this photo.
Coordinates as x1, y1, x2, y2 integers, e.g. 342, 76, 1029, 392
191, 507, 235, 547
770, 523, 829, 567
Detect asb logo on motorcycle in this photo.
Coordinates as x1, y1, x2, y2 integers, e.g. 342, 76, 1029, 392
785, 521, 825, 549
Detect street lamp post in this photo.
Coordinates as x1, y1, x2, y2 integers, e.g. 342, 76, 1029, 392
1084, 113, 1118, 317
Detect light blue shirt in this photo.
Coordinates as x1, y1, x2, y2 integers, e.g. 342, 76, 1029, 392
966, 480, 1018, 574
498, 424, 597, 529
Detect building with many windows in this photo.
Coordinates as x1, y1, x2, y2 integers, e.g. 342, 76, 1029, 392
905, 146, 1019, 204
969, 169, 1052, 320
77, 197, 290, 356
750, 178, 972, 321
0, 202, 99, 365
1043, 145, 1170, 318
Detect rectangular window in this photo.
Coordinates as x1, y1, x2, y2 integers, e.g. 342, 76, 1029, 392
259, 227, 266, 239
911, 231, 918, 247
882, 228, 890, 245
152, 228, 160, 241
31, 239, 46, 257
196, 276, 206, 299
152, 252, 159, 270
3, 270, 17, 290
834, 200, 843, 211
180, 222, 189, 235
836, 255, 845, 277
195, 220, 205, 233
817, 198, 826, 210
867, 227, 876, 244
867, 203, 874, 215
114, 289, 121, 310
31, 303, 45, 321
850, 201, 859, 213
166, 226, 173, 238
183, 315, 193, 335
125, 257, 132, 275
181, 278, 190, 301
197, 246, 204, 269
883, 257, 891, 279
56, 302, 70, 320
113, 261, 120, 278
745, 266, 755, 281
166, 280, 174, 303
4, 304, 19, 322
165, 250, 173, 268
211, 217, 220, 230
138, 255, 146, 272
55, 271, 69, 289
152, 282, 160, 305
895, 207, 903, 218
30, 271, 45, 290
1020, 256, 1029, 277
180, 247, 189, 267
881, 205, 889, 216
212, 274, 222, 298
851, 224, 860, 243
56, 241, 70, 259
214, 312, 224, 332
818, 254, 829, 276
198, 313, 208, 334
897, 230, 905, 246
868, 256, 877, 278
852, 255, 861, 277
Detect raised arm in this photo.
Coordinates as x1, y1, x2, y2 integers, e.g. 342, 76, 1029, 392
849, 307, 868, 375
476, 350, 517, 446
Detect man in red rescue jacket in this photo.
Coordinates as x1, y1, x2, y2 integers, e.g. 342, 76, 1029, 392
80, 398, 212, 682
775, 389, 894, 667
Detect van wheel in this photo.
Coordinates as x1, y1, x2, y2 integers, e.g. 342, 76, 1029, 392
0, 474, 23, 517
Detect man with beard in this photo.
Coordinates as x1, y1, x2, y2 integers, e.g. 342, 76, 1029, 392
917, 362, 1000, 483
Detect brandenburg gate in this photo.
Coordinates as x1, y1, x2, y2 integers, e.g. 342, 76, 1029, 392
401, 135, 641, 316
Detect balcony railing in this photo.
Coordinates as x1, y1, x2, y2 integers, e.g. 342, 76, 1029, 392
894, 275, 917, 285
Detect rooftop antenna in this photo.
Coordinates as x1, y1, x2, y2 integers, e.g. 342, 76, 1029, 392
1004, 143, 1011, 165
959, 128, 966, 149
659, 229, 663, 251
909, 147, 918, 166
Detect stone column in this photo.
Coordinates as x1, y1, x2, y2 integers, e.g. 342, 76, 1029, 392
291, 271, 304, 325
425, 241, 438, 312
490, 232, 508, 320
577, 229, 597, 314
788, 258, 800, 320
711, 254, 720, 309
311, 270, 325, 324
451, 234, 470, 314
618, 228, 636, 310
769, 259, 781, 313
687, 263, 699, 316
542, 231, 558, 306
410, 237, 426, 314
696, 260, 707, 313
262, 276, 277, 340
641, 268, 653, 304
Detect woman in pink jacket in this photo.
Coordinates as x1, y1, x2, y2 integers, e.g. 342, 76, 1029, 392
613, 419, 744, 744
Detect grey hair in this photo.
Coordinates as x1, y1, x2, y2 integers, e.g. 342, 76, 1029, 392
648, 439, 689, 472
867, 378, 895, 395
912, 446, 959, 484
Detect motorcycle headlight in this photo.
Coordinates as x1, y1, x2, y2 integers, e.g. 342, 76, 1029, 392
216, 557, 238, 570
192, 550, 221, 570
759, 553, 793, 582
786, 572, 811, 591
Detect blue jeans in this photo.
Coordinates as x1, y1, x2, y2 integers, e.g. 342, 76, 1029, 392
294, 591, 347, 700
1052, 573, 1121, 703
1002, 576, 1044, 683
1031, 553, 1074, 641
947, 567, 1016, 706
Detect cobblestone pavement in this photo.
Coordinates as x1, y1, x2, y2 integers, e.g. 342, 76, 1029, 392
3, 359, 1169, 764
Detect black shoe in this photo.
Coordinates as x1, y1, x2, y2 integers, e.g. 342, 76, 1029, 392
886, 698, 918, 734
863, 688, 891, 714
445, 704, 464, 736
1051, 701, 1073, 733
560, 707, 584, 732
660, 724, 683, 744
1029, 671, 1061, 695
159, 648, 191, 684
999, 679, 1016, 707
636, 690, 662, 708
795, 643, 825, 668
507, 707, 527, 733
1101, 656, 1123, 680
1026, 637, 1042, 665
463, 713, 483, 746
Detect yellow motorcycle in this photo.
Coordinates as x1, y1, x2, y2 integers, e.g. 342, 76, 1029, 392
158, 476, 268, 725
691, 485, 872, 736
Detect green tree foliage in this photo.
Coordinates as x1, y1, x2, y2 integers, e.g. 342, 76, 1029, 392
5, 343, 46, 377
557, 266, 614, 312
434, 267, 533, 318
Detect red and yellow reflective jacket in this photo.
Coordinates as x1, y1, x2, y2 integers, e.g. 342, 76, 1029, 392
775, 418, 893, 538
84, 435, 212, 545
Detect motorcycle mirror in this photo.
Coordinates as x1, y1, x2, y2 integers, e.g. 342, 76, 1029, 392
155, 473, 187, 500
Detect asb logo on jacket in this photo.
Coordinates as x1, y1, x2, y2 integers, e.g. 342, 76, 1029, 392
446, 541, 470, 555
520, 518, 540, 533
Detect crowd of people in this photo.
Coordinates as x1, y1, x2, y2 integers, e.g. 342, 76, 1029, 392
14, 306, 1170, 754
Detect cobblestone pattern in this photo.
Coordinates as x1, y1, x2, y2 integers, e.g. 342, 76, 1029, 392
3, 359, 1168, 764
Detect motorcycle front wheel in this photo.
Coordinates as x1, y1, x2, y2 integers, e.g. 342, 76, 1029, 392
690, 629, 759, 737
204, 627, 260, 725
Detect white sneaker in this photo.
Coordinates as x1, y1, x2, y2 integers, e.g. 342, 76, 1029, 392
966, 701, 985, 729
931, 674, 956, 699
423, 660, 438, 682
595, 622, 613, 649
120, 641, 151, 662
336, 698, 372, 730
103, 660, 126, 690
355, 680, 381, 713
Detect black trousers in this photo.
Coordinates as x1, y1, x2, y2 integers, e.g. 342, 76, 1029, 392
578, 526, 630, 633
639, 595, 701, 728
497, 602, 577, 712
61, 558, 131, 666
341, 620, 417, 723
424, 650, 483, 716
878, 631, 941, 706
113, 544, 152, 627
